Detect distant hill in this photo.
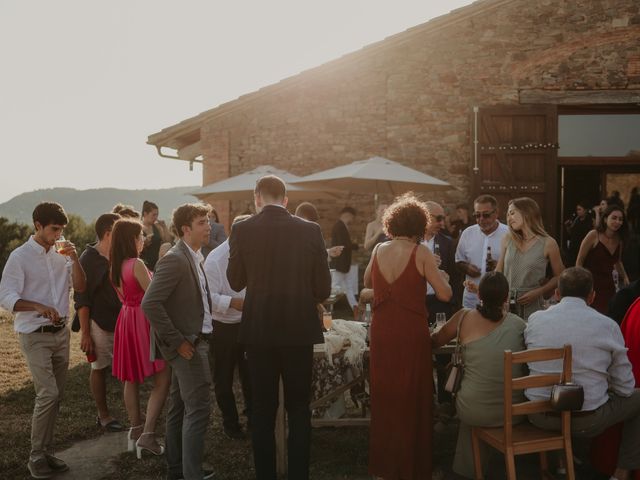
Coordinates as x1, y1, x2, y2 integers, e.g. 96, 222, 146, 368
0, 187, 200, 224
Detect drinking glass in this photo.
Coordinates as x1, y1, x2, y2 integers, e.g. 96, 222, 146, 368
322, 311, 333, 331
435, 312, 447, 330
55, 236, 68, 253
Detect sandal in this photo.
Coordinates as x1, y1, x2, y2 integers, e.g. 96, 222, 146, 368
135, 432, 165, 459
96, 416, 125, 432
127, 425, 144, 452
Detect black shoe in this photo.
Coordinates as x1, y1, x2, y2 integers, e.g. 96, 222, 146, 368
223, 425, 246, 440
44, 454, 69, 473
27, 458, 53, 479
172, 469, 215, 480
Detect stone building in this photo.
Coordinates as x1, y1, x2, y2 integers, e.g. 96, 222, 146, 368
147, 0, 640, 250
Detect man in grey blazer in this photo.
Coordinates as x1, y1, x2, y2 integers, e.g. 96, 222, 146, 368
142, 203, 214, 480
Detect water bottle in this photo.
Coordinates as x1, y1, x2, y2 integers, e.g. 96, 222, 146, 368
612, 268, 620, 291
364, 304, 372, 346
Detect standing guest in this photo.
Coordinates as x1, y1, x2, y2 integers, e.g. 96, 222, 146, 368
201, 206, 227, 258
330, 206, 359, 313
112, 203, 140, 219
142, 203, 215, 480
110, 219, 170, 458
496, 197, 564, 320
577, 204, 630, 314
203, 214, 252, 440
227, 175, 331, 480
422, 201, 457, 405
564, 200, 594, 266
0, 202, 86, 479
364, 203, 389, 250
295, 202, 344, 260
627, 187, 640, 233
455, 195, 509, 309
525, 267, 640, 480
140, 200, 162, 271
449, 203, 473, 240
363, 193, 452, 480
73, 213, 125, 432
432, 272, 526, 479
594, 198, 609, 227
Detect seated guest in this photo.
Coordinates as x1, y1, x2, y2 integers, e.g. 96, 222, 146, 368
432, 271, 526, 479
525, 267, 640, 480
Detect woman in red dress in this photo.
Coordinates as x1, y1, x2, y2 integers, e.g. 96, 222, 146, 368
577, 205, 630, 314
111, 218, 171, 458
363, 194, 452, 479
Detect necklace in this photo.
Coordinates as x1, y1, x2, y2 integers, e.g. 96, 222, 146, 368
393, 236, 415, 243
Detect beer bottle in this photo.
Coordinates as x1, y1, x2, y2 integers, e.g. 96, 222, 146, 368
486, 245, 494, 272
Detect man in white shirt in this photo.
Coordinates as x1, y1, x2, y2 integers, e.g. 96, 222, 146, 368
204, 214, 252, 440
455, 195, 508, 309
525, 267, 640, 479
0, 202, 86, 479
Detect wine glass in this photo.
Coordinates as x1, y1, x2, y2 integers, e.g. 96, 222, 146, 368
435, 312, 447, 331
55, 236, 68, 254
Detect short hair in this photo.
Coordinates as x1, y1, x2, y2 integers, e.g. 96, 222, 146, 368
576, 199, 590, 210
255, 175, 286, 201
142, 200, 159, 216
596, 204, 628, 242
455, 203, 469, 211
112, 203, 140, 218
295, 202, 319, 222
232, 214, 252, 225
172, 203, 211, 238
558, 267, 593, 299
476, 271, 509, 322
473, 195, 497, 208
382, 193, 428, 239
340, 206, 357, 216
95, 213, 120, 240
32, 202, 68, 227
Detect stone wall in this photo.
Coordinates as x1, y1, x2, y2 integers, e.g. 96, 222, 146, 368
200, 0, 640, 261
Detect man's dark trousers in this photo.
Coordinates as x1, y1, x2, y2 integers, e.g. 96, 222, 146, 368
211, 320, 251, 430
246, 345, 313, 480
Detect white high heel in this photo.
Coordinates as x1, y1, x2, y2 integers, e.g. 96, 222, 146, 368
135, 432, 165, 459
127, 425, 143, 452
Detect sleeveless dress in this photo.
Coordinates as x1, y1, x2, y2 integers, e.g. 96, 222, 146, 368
503, 237, 547, 320
369, 245, 432, 480
140, 224, 162, 271
112, 258, 165, 383
583, 236, 620, 314
453, 313, 527, 478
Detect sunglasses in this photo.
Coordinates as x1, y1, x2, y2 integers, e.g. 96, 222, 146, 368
430, 214, 445, 222
473, 210, 496, 219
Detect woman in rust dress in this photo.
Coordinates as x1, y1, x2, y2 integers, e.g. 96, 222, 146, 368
363, 194, 452, 480
577, 204, 630, 314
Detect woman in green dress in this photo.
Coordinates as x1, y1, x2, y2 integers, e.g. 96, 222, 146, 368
432, 271, 526, 478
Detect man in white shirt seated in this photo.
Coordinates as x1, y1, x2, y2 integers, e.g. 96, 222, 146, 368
455, 195, 508, 309
525, 267, 640, 480
0, 202, 86, 479
203, 214, 252, 440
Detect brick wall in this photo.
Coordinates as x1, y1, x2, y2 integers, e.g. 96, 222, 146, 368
199, 0, 640, 264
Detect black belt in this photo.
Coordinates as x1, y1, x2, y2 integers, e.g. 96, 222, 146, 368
546, 410, 595, 418
31, 323, 67, 334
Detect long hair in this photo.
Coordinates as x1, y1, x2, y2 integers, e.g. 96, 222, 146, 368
110, 219, 142, 288
507, 197, 548, 243
596, 204, 629, 242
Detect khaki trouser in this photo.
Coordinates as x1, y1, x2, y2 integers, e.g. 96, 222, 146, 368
530, 390, 640, 471
19, 327, 70, 462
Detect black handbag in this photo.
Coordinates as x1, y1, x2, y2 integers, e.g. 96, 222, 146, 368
444, 309, 469, 396
550, 383, 584, 411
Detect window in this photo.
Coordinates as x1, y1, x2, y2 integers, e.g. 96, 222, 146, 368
558, 114, 640, 157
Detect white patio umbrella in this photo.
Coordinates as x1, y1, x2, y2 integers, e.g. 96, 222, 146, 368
289, 156, 452, 196
190, 165, 338, 201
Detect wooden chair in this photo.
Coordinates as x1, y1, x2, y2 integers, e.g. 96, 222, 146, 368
470, 344, 576, 480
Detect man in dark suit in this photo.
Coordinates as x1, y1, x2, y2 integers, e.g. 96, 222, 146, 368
330, 206, 359, 312
142, 203, 215, 480
227, 175, 331, 480
423, 201, 457, 406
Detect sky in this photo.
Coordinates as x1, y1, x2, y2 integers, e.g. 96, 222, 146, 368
0, 0, 474, 204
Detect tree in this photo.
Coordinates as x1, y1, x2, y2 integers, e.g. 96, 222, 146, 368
0, 217, 31, 276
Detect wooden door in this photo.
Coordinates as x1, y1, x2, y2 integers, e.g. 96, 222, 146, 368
473, 105, 559, 237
